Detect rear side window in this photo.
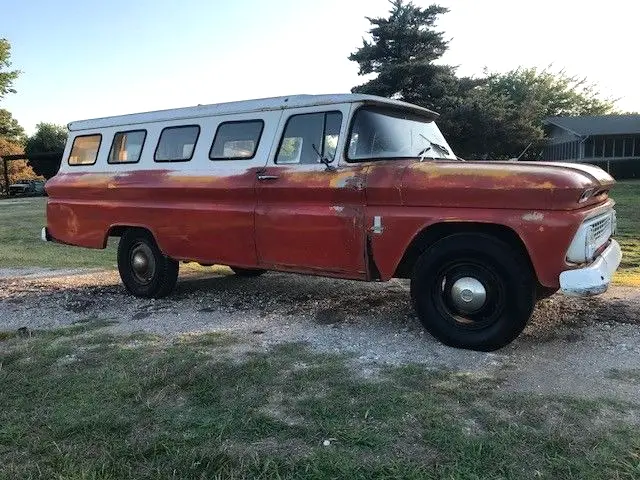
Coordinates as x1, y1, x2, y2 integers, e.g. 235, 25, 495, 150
154, 125, 200, 162
68, 134, 102, 165
108, 130, 146, 164
210, 120, 264, 160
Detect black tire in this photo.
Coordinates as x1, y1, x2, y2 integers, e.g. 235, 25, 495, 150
117, 228, 179, 298
230, 266, 266, 277
410, 233, 535, 351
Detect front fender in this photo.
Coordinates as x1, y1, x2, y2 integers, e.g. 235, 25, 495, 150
364, 205, 598, 288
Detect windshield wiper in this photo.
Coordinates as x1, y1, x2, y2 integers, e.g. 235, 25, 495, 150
418, 134, 453, 161
417, 146, 433, 162
431, 142, 450, 155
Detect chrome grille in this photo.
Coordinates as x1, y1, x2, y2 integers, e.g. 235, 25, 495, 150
566, 209, 616, 263
589, 215, 611, 244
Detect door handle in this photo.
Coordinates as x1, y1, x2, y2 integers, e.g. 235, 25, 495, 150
257, 175, 279, 181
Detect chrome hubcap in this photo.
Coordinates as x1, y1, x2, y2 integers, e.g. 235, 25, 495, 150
130, 243, 155, 284
450, 277, 487, 314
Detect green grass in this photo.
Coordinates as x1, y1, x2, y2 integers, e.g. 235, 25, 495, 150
0, 324, 639, 479
0, 198, 116, 269
611, 181, 640, 285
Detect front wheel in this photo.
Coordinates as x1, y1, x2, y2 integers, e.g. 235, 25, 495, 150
410, 233, 535, 351
117, 229, 179, 298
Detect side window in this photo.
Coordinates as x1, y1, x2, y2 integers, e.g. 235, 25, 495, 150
154, 125, 200, 162
210, 120, 264, 160
276, 111, 343, 165
323, 112, 342, 161
68, 134, 102, 165
108, 130, 146, 164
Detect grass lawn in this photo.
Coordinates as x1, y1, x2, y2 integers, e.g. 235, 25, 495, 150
0, 198, 116, 269
611, 181, 640, 286
0, 321, 639, 479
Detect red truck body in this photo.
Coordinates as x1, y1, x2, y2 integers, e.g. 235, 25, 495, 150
43, 94, 621, 350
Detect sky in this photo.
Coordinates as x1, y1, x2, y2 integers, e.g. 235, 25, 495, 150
2, 0, 639, 134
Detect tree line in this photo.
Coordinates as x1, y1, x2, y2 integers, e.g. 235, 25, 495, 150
0, 39, 66, 185
0, 2, 618, 184
350, 1, 616, 160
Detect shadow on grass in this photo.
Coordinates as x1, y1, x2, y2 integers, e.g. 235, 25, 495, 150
0, 325, 639, 479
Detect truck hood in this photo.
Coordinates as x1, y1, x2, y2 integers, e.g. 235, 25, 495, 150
401, 160, 615, 210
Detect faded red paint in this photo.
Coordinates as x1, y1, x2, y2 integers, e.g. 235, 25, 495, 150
45, 159, 615, 289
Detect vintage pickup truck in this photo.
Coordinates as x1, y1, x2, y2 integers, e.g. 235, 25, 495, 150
42, 94, 621, 351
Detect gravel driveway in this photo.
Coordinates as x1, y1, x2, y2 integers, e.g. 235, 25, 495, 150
1, 268, 639, 403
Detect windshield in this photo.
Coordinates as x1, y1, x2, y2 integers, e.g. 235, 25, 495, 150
346, 106, 456, 162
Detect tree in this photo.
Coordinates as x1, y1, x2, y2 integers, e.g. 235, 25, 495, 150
0, 108, 25, 143
487, 67, 615, 119
0, 38, 20, 100
25, 123, 67, 179
349, 3, 617, 160
350, 1, 466, 113
446, 68, 617, 159
0, 138, 38, 191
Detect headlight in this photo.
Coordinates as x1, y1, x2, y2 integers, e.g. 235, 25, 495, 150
578, 188, 596, 203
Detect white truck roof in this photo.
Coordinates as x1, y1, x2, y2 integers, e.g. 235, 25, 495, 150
67, 94, 438, 132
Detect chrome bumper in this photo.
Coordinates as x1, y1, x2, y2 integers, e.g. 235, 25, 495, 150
559, 239, 622, 296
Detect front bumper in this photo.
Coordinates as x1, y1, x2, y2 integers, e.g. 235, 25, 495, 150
559, 239, 622, 296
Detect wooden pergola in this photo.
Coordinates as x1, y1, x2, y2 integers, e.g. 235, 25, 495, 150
0, 152, 62, 193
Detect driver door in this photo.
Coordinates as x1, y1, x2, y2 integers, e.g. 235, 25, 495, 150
254, 105, 368, 278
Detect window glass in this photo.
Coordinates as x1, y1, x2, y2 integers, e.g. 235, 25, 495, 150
594, 137, 604, 157
108, 130, 146, 164
210, 121, 264, 160
323, 112, 342, 161
347, 107, 455, 161
155, 125, 200, 162
277, 113, 323, 165
634, 137, 640, 157
276, 112, 342, 164
583, 138, 594, 158
604, 137, 614, 157
623, 138, 634, 157
614, 138, 623, 157
69, 134, 101, 165
276, 112, 342, 165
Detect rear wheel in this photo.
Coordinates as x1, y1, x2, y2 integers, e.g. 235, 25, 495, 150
117, 229, 178, 298
410, 233, 535, 351
230, 266, 266, 277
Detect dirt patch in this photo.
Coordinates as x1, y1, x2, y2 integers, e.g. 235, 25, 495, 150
0, 268, 639, 403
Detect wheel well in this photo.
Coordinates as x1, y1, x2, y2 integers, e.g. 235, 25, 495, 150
104, 225, 153, 247
393, 222, 534, 279
106, 225, 128, 238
